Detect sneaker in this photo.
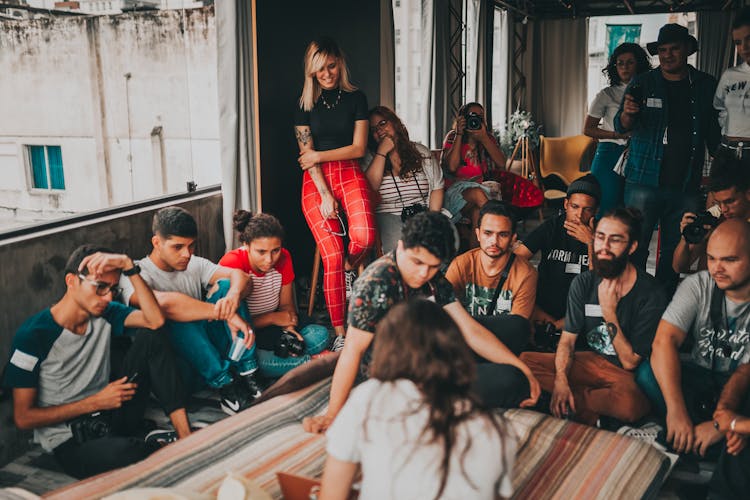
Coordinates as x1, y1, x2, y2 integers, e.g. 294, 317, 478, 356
219, 381, 252, 416
617, 422, 667, 452
345, 270, 357, 300
239, 371, 263, 400
330, 335, 346, 352
145, 428, 178, 447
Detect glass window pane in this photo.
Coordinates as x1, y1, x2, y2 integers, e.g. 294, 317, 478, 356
29, 146, 48, 189
47, 146, 65, 190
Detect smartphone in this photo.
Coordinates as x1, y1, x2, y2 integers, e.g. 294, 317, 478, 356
127, 372, 139, 383
628, 83, 644, 105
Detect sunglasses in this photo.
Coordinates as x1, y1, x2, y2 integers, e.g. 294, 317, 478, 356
318, 212, 347, 237
78, 274, 122, 297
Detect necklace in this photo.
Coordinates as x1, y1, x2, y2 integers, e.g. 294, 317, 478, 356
320, 89, 342, 110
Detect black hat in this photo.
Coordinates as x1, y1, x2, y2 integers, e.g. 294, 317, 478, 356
646, 24, 698, 56
567, 174, 601, 204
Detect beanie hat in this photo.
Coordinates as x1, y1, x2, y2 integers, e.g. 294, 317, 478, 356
567, 174, 601, 204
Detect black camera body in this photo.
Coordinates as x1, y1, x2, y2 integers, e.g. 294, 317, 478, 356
400, 203, 426, 222
465, 111, 483, 131
69, 411, 111, 444
682, 210, 721, 244
275, 330, 305, 358
534, 322, 562, 353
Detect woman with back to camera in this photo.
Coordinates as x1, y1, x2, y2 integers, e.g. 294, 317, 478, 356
441, 102, 506, 246
584, 42, 651, 216
363, 106, 445, 254
319, 299, 516, 500
219, 211, 330, 378
294, 38, 375, 351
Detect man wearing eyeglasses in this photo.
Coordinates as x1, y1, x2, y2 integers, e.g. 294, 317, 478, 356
646, 219, 750, 458
673, 153, 750, 274
520, 208, 667, 426
3, 245, 191, 479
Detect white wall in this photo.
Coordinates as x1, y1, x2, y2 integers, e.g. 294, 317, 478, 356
0, 6, 219, 229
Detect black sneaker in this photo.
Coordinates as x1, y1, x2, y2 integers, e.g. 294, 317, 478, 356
219, 381, 252, 416
345, 270, 357, 300
144, 429, 177, 447
239, 371, 263, 401
330, 334, 346, 352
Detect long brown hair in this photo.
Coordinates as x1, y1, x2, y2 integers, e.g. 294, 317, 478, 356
369, 299, 509, 499
367, 106, 428, 180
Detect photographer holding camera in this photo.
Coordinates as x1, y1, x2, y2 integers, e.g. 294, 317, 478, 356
363, 106, 445, 254
673, 153, 750, 274
441, 103, 507, 247
220, 211, 331, 378
3, 245, 191, 479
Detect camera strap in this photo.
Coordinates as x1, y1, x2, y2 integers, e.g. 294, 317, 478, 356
389, 168, 426, 208
489, 254, 516, 314
709, 283, 729, 375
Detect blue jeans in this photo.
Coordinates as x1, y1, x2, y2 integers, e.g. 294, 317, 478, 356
590, 142, 625, 218
255, 324, 329, 378
167, 279, 258, 388
623, 182, 699, 294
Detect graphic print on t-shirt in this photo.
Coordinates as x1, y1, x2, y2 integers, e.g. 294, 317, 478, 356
692, 318, 750, 372
586, 323, 616, 356
463, 283, 512, 316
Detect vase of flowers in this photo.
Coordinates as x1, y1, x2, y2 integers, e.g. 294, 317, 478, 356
496, 110, 541, 174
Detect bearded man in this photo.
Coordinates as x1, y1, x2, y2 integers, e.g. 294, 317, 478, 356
521, 207, 667, 425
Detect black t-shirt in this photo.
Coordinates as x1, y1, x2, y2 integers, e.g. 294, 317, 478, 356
293, 89, 368, 151
564, 269, 667, 368
660, 77, 693, 188
348, 251, 456, 377
522, 214, 589, 319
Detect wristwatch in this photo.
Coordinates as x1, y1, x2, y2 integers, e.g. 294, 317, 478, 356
123, 264, 141, 276
605, 322, 618, 340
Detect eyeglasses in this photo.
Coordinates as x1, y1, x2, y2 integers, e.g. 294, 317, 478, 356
78, 274, 122, 297
318, 212, 347, 237
370, 119, 388, 134
594, 233, 629, 247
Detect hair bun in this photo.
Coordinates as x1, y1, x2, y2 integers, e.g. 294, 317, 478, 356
232, 210, 253, 232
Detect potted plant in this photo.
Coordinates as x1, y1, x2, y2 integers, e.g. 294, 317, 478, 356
495, 110, 541, 175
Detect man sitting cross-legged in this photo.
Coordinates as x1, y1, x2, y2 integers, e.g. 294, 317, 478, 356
3, 245, 191, 479
642, 219, 750, 457
303, 211, 540, 434
446, 200, 537, 356
521, 208, 667, 425
119, 206, 261, 416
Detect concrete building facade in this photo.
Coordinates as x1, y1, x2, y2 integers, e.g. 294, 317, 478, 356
0, 5, 219, 229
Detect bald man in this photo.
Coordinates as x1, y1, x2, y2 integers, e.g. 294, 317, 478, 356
641, 219, 750, 457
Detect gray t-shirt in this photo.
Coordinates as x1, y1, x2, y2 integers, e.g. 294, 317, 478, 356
120, 255, 219, 305
3, 304, 133, 451
662, 271, 750, 373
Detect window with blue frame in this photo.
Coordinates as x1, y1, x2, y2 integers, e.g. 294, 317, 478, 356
27, 145, 65, 190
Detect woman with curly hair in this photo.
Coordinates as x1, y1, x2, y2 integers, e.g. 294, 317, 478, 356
319, 298, 516, 500
584, 42, 651, 216
363, 106, 445, 253
219, 210, 330, 377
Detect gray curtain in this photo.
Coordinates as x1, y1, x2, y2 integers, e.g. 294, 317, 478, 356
697, 10, 734, 79
216, 0, 260, 249
430, 0, 452, 148
530, 17, 588, 137
380, 0, 396, 109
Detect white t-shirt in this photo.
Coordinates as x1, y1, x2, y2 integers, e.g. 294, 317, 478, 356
120, 255, 219, 305
714, 62, 750, 138
363, 142, 444, 215
326, 379, 516, 500
588, 82, 628, 145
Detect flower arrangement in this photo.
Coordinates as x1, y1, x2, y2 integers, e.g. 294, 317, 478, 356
496, 110, 541, 158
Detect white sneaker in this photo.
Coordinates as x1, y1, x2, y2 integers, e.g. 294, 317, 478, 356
331, 335, 346, 352
617, 422, 666, 452
345, 270, 357, 300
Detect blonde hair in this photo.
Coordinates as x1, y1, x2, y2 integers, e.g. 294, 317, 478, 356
299, 38, 357, 112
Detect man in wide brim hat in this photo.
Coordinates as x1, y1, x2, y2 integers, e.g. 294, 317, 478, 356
646, 23, 698, 56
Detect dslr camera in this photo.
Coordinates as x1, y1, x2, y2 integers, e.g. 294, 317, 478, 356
465, 111, 483, 131
682, 207, 721, 244
69, 411, 111, 444
401, 203, 426, 222
275, 330, 305, 358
